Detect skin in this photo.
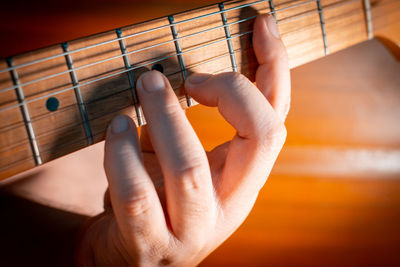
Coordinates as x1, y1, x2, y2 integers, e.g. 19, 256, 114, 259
76, 14, 290, 266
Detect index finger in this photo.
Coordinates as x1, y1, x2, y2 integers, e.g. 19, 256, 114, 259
135, 71, 215, 244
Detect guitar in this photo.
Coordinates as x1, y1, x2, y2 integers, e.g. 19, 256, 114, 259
0, 0, 399, 180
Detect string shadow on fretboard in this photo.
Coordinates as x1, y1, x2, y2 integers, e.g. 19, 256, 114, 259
48, 5, 260, 163
0, 5, 263, 265
47, 54, 194, 163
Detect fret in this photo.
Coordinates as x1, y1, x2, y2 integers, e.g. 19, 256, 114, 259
362, 0, 373, 40
268, 0, 277, 21
61, 42, 94, 145
68, 31, 133, 143
222, 0, 267, 78
172, 4, 231, 84
219, 3, 238, 72
116, 28, 144, 126
316, 0, 329, 56
322, 0, 368, 55
168, 15, 193, 108
1, 0, 399, 180
0, 60, 35, 178
6, 58, 42, 166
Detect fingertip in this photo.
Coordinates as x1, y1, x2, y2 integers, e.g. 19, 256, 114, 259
110, 115, 130, 134
254, 14, 279, 39
106, 114, 137, 141
104, 115, 141, 176
253, 14, 286, 65
137, 70, 168, 93
265, 14, 280, 39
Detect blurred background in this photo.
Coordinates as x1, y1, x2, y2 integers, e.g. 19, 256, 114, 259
0, 0, 399, 266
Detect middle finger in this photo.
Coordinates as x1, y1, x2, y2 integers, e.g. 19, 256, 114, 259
136, 71, 215, 243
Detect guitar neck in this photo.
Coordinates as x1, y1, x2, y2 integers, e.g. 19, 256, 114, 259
0, 0, 399, 180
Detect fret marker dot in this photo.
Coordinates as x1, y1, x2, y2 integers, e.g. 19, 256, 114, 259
46, 97, 59, 112
152, 63, 164, 73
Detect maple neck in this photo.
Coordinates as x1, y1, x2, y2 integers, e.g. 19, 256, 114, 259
0, 0, 399, 180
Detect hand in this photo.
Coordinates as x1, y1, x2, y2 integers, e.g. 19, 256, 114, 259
76, 14, 290, 266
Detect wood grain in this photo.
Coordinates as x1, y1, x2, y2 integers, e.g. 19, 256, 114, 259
0, 0, 399, 179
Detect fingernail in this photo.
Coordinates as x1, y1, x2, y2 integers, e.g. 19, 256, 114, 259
186, 73, 211, 85
138, 71, 165, 92
266, 15, 280, 39
111, 115, 129, 134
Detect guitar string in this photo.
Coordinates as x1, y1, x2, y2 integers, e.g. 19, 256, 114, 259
0, 0, 359, 100
0, 46, 243, 147
0, 30, 252, 114
0, 15, 258, 95
0, 1, 374, 141
0, 0, 318, 111
1, 2, 371, 157
0, 0, 316, 94
0, 0, 378, 117
0, 0, 378, 96
0, 3, 387, 146
278, 0, 358, 25
1, 62, 236, 168
3, 27, 399, 166
281, 7, 368, 49
0, 0, 313, 74
0, 49, 253, 161
1, 8, 393, 167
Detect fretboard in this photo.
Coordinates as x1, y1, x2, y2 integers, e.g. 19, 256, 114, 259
0, 0, 399, 180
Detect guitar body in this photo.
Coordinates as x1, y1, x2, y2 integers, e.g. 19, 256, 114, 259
0, 0, 399, 266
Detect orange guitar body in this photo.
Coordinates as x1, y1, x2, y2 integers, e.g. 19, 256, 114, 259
1, 0, 399, 266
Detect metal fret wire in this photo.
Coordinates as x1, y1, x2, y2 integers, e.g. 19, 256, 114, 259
0, 0, 337, 95
362, 0, 373, 39
6, 58, 42, 165
0, 48, 235, 158
268, 0, 277, 20
0, 0, 316, 77
0, 30, 252, 114
0, 0, 364, 114
62, 42, 94, 144
116, 28, 144, 126
316, 0, 329, 55
278, 0, 358, 25
219, 2, 238, 72
1, 50, 241, 167
2, 1, 387, 165
168, 15, 192, 107
0, 0, 270, 74
0, 0, 362, 114
0, 14, 259, 94
1, 46, 243, 148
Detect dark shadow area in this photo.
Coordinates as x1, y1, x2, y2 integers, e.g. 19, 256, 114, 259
0, 192, 88, 267
239, 5, 259, 82
0, 5, 264, 265
376, 36, 400, 61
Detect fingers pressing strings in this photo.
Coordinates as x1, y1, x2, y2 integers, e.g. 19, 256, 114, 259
184, 15, 289, 210
135, 71, 216, 244
253, 14, 291, 121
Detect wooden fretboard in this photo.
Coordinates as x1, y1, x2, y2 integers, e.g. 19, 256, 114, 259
0, 0, 399, 180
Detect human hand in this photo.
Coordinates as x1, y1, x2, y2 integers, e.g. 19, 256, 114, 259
76, 14, 290, 266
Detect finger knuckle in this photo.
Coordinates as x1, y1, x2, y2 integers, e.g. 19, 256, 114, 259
173, 163, 208, 192
121, 185, 153, 217
265, 122, 287, 150
223, 72, 250, 90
